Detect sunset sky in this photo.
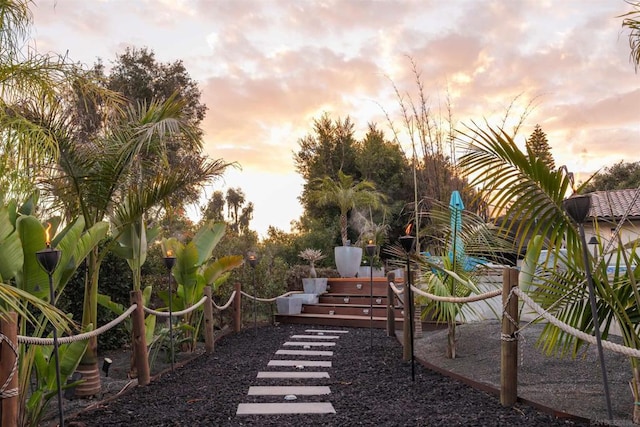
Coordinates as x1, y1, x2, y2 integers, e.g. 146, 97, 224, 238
29, 0, 639, 237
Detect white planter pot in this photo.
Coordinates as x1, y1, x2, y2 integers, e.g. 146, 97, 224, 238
291, 293, 319, 305
334, 246, 363, 278
302, 278, 328, 294
276, 297, 302, 315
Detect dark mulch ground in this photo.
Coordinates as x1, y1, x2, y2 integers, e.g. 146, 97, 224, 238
60, 324, 589, 427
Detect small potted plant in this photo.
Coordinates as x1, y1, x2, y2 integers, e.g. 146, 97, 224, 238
299, 248, 328, 294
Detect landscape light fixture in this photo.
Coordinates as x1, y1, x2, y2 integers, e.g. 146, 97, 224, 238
563, 194, 612, 421
102, 357, 113, 377
399, 224, 416, 381
588, 236, 598, 260
36, 224, 65, 427
163, 249, 176, 371
365, 241, 376, 348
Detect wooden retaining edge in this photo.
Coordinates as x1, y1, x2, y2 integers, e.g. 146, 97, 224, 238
410, 349, 590, 424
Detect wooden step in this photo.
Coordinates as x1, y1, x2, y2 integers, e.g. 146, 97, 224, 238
301, 303, 403, 318
325, 278, 393, 295
319, 295, 401, 305
274, 312, 402, 328
275, 276, 407, 329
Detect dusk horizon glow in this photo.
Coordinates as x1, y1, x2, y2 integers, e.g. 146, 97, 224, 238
31, 0, 639, 237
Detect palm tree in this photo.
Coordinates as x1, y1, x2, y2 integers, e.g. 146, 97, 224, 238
458, 123, 640, 421
32, 94, 232, 395
0, 0, 119, 205
310, 170, 386, 246
387, 197, 513, 358
0, 0, 121, 326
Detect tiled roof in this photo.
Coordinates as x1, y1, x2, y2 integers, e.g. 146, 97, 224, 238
588, 189, 640, 219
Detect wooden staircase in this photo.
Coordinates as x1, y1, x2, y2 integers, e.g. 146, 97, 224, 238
275, 277, 405, 328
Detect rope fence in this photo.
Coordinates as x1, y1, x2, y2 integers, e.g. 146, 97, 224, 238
513, 287, 640, 358
408, 275, 640, 359
211, 290, 237, 310
404, 282, 640, 358
389, 281, 404, 296
5, 268, 639, 420
0, 319, 18, 402
411, 285, 501, 303
403, 266, 640, 408
18, 304, 138, 346
0, 280, 295, 420
144, 296, 208, 317
240, 290, 302, 302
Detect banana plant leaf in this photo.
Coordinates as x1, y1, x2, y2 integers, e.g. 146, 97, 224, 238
15, 216, 108, 300
0, 206, 23, 281
192, 222, 225, 266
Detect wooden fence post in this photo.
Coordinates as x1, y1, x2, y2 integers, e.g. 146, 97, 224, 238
500, 267, 519, 406
386, 272, 396, 337
130, 291, 150, 387
402, 274, 411, 362
234, 282, 242, 333
203, 286, 215, 353
1, 312, 18, 427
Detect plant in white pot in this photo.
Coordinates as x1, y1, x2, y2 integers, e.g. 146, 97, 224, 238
310, 170, 386, 277
299, 248, 328, 294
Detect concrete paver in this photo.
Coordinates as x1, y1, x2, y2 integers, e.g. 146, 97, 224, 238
248, 385, 331, 395
236, 328, 345, 416
290, 334, 340, 339
257, 371, 330, 379
283, 341, 335, 347
276, 349, 333, 356
236, 402, 336, 415
267, 360, 332, 367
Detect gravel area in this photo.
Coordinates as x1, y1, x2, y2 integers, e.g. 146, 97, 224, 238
56, 324, 591, 427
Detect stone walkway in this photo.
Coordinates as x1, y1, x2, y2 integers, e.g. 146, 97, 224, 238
236, 329, 348, 416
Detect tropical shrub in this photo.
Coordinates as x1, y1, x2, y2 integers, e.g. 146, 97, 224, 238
161, 221, 243, 350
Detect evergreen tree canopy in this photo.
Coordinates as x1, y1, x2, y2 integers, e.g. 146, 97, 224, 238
582, 161, 640, 192
525, 124, 555, 170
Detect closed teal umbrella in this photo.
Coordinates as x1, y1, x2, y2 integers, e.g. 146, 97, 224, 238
449, 190, 465, 268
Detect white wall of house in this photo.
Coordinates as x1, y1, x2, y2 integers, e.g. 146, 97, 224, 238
583, 220, 640, 260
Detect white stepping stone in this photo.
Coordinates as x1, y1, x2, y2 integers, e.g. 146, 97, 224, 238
305, 329, 349, 334
268, 360, 331, 367
248, 386, 331, 395
283, 341, 335, 347
290, 334, 340, 339
237, 402, 336, 415
257, 371, 330, 379
276, 349, 333, 356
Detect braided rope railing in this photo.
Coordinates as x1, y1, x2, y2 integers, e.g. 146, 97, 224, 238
513, 287, 640, 358
240, 290, 303, 302
389, 281, 404, 296
144, 296, 208, 317
18, 304, 138, 346
211, 291, 236, 310
0, 333, 18, 399
411, 285, 502, 303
